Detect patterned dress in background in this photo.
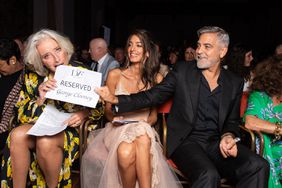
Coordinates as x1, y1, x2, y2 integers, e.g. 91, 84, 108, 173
1, 64, 104, 188
244, 91, 282, 188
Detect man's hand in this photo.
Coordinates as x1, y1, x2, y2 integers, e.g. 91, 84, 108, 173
95, 86, 118, 104
219, 134, 239, 158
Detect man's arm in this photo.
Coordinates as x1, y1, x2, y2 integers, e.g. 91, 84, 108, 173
95, 86, 119, 104
219, 77, 244, 158
221, 78, 244, 138
95, 70, 177, 114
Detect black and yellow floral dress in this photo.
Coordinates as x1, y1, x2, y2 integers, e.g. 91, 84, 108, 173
0, 61, 104, 188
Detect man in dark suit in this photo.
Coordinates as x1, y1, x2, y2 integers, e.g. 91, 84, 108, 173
96, 26, 269, 188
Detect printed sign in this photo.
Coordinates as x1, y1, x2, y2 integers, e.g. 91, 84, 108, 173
46, 65, 101, 108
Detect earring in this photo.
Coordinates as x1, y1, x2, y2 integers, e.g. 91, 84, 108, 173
11, 60, 16, 65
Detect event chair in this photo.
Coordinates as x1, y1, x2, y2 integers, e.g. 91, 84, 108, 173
158, 98, 234, 188
239, 92, 264, 156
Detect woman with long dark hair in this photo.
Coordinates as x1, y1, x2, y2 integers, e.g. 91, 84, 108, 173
81, 29, 181, 188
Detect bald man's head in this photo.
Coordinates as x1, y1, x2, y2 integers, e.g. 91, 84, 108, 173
89, 38, 108, 61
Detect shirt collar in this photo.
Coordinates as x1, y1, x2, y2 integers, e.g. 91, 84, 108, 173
98, 53, 108, 65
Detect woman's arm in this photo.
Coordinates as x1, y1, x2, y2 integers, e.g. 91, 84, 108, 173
146, 107, 158, 126
245, 115, 282, 135
16, 72, 47, 124
105, 69, 121, 121
147, 73, 164, 126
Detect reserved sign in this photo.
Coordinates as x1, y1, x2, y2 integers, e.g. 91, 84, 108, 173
46, 65, 101, 108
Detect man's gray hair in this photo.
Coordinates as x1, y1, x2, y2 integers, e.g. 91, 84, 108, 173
197, 26, 229, 48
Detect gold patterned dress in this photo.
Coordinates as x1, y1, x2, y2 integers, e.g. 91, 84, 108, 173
1, 62, 103, 188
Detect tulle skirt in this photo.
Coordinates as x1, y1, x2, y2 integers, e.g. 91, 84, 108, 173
81, 121, 182, 188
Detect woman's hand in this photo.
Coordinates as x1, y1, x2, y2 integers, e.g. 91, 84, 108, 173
65, 109, 89, 127
112, 116, 124, 126
95, 86, 118, 104
37, 78, 57, 105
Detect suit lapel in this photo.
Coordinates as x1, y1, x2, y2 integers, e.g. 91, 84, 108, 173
186, 66, 201, 122
218, 70, 232, 129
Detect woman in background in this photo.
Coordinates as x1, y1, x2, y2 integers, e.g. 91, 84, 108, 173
244, 55, 282, 188
225, 43, 255, 92
0, 38, 24, 153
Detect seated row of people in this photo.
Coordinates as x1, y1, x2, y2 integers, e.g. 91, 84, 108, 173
0, 26, 281, 188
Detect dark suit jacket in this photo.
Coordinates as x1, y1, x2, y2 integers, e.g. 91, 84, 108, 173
117, 61, 244, 157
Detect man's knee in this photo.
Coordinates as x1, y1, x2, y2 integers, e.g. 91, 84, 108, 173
239, 155, 270, 178
193, 166, 220, 183
190, 167, 221, 187
253, 156, 270, 174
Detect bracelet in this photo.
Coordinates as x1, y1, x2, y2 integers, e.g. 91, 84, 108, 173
273, 122, 281, 142
234, 137, 241, 143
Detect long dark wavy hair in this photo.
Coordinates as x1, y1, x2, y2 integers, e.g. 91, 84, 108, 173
124, 29, 160, 89
225, 43, 254, 81
250, 55, 282, 98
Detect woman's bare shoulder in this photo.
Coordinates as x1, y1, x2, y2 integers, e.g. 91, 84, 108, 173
108, 68, 122, 78
156, 73, 164, 83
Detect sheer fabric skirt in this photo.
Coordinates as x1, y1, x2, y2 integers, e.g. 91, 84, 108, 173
81, 121, 182, 188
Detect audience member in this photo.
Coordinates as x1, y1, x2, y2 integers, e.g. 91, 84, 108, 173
89, 38, 120, 85
82, 29, 181, 188
114, 46, 126, 67
183, 45, 196, 62
0, 29, 103, 188
14, 37, 25, 56
244, 55, 282, 188
167, 46, 181, 70
0, 38, 24, 153
156, 42, 169, 77
225, 43, 255, 92
79, 47, 92, 67
275, 43, 282, 55
96, 26, 270, 188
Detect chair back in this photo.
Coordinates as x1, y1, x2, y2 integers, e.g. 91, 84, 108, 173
157, 98, 173, 156
158, 98, 173, 114
240, 91, 249, 118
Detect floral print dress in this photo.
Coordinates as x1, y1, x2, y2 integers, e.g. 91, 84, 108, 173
1, 63, 104, 188
244, 91, 282, 188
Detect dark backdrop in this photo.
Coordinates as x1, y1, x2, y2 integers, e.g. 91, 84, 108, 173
1, 0, 281, 59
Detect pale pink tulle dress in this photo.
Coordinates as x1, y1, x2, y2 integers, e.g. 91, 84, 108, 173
81, 73, 182, 188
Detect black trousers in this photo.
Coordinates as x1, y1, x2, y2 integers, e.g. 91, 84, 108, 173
171, 138, 269, 188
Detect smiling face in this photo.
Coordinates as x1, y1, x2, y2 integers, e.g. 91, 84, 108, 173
36, 38, 68, 74
196, 33, 227, 70
127, 35, 145, 64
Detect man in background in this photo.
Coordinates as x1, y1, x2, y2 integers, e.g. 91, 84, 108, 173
89, 38, 119, 85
